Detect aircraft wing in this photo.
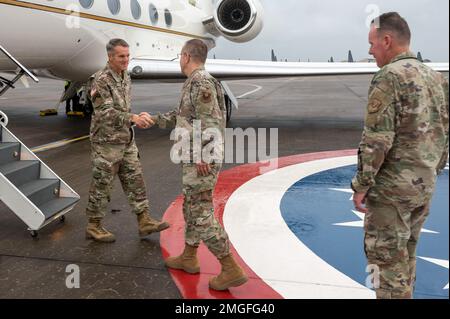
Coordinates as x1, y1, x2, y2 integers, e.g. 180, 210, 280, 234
129, 58, 449, 80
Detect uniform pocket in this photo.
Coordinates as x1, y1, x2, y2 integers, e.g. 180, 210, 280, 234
91, 157, 114, 189
182, 164, 219, 195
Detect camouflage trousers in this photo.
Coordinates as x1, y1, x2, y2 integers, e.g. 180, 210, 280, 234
182, 163, 230, 260
364, 198, 430, 299
86, 141, 150, 219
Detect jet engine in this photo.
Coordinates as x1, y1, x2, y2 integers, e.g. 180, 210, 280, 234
205, 0, 264, 43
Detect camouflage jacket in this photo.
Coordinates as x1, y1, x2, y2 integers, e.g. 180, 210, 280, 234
352, 52, 449, 205
88, 63, 133, 144
154, 67, 226, 163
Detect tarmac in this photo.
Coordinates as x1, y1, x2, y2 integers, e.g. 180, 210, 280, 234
0, 72, 444, 298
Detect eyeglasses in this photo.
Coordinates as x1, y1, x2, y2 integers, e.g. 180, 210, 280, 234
174, 52, 189, 60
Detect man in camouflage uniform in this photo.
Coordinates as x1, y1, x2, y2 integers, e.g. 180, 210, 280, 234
86, 39, 170, 243
151, 39, 248, 291
352, 13, 449, 299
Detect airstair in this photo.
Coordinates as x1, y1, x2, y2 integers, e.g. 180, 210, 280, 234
0, 45, 80, 237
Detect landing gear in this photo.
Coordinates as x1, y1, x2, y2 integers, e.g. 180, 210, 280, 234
67, 88, 92, 118
59, 215, 66, 223
66, 98, 92, 118
30, 230, 38, 238
82, 97, 93, 117
220, 82, 236, 125
64, 84, 92, 118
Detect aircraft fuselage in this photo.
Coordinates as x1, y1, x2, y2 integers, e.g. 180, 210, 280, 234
0, 0, 216, 80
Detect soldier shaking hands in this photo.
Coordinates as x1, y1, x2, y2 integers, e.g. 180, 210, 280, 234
85, 39, 170, 243
149, 39, 249, 291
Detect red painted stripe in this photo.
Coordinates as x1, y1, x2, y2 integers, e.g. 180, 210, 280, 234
160, 150, 357, 299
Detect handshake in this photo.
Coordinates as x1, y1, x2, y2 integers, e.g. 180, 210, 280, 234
132, 112, 156, 129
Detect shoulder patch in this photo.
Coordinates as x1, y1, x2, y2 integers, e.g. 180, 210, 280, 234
200, 88, 212, 103
368, 98, 383, 114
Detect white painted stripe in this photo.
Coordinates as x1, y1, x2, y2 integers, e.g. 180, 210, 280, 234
223, 155, 375, 299
420, 228, 439, 234
236, 84, 263, 99
330, 188, 354, 194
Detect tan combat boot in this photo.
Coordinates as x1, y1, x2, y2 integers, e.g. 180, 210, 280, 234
86, 219, 116, 243
165, 245, 200, 274
137, 213, 170, 237
209, 254, 248, 291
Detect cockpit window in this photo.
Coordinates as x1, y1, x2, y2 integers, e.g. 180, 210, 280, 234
164, 9, 172, 27
130, 0, 141, 20
149, 3, 159, 25
107, 0, 121, 15
79, 0, 94, 9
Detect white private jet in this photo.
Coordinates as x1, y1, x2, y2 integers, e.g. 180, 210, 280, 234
0, 0, 449, 121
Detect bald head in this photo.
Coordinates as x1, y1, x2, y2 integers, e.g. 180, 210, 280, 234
182, 39, 208, 64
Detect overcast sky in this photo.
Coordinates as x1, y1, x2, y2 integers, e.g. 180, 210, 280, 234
209, 0, 449, 62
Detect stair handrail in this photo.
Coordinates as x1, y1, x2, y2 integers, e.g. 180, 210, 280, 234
0, 44, 39, 97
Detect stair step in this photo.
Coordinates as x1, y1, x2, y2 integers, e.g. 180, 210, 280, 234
0, 142, 20, 166
18, 179, 60, 207
0, 160, 40, 187
39, 197, 79, 220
